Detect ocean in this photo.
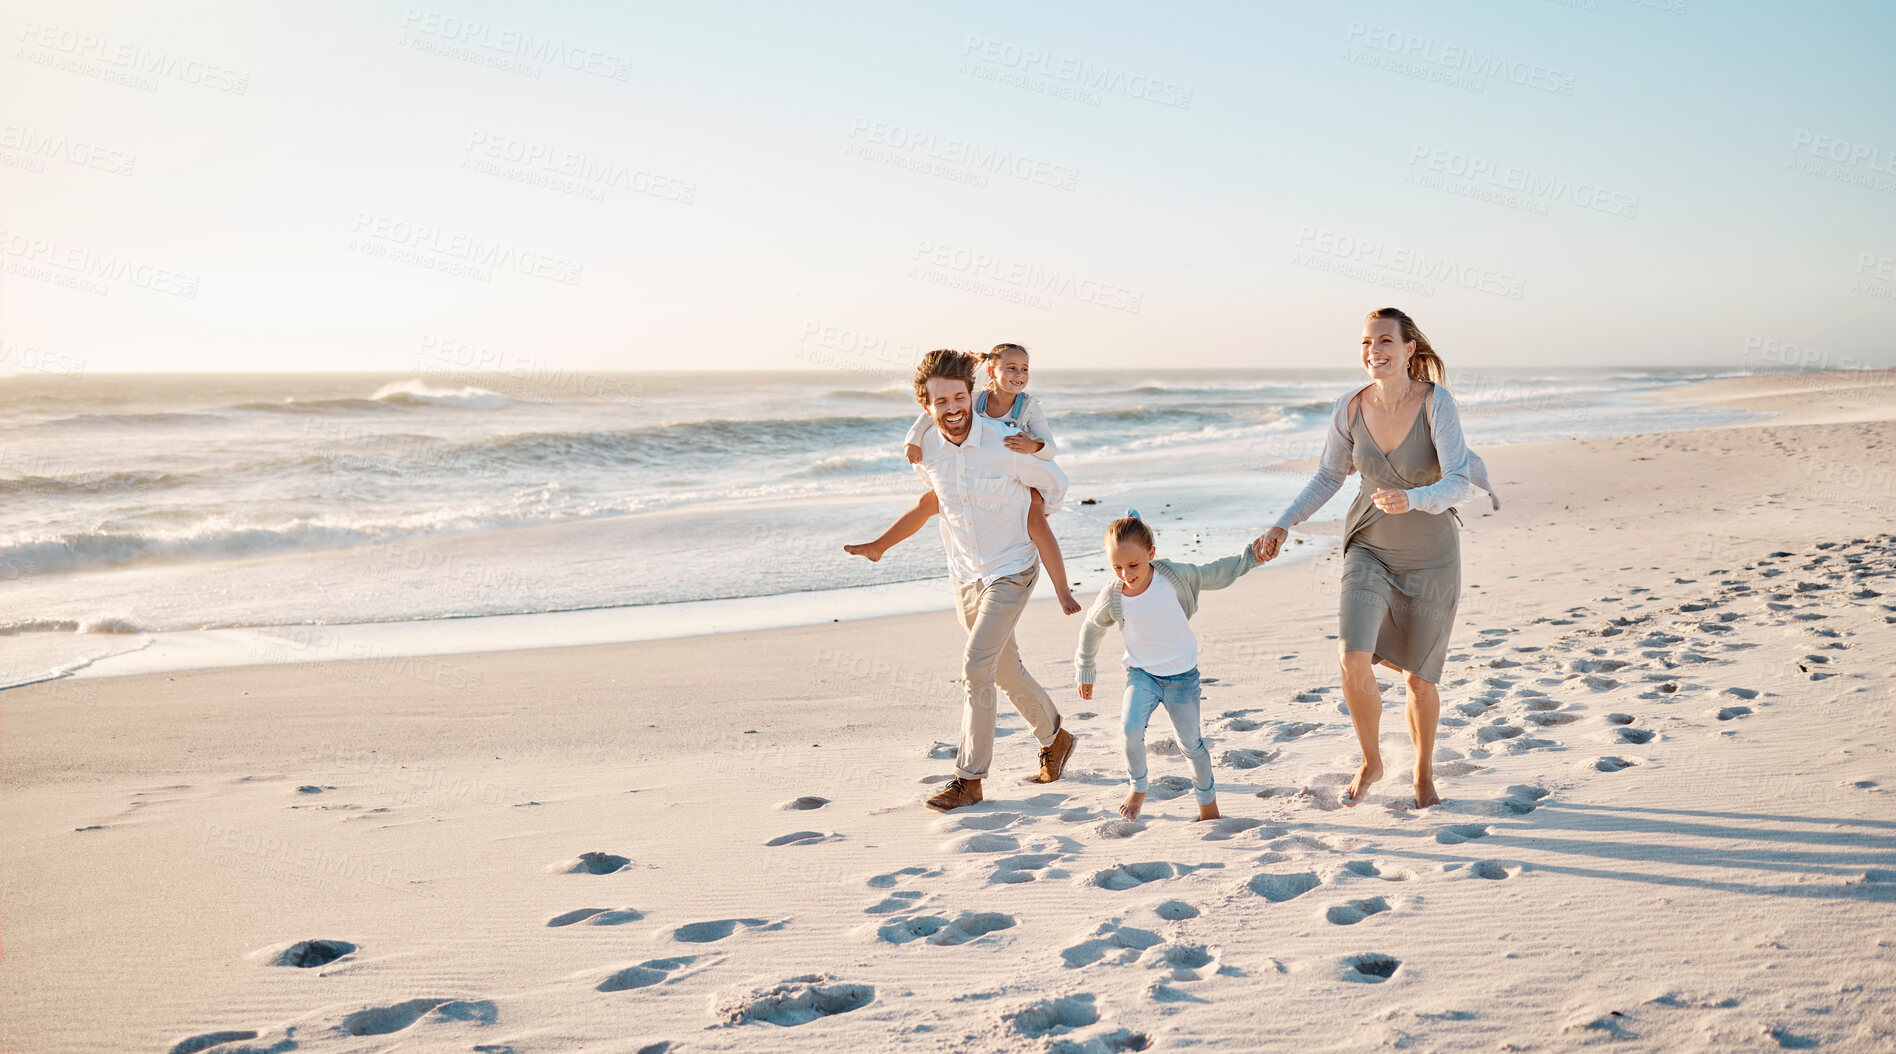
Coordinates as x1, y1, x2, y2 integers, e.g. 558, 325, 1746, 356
0, 367, 1760, 687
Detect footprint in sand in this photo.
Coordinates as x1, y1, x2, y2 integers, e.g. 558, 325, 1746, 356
1157, 942, 1219, 981
1200, 816, 1280, 842
339, 998, 497, 1036
1616, 727, 1656, 745
779, 796, 830, 810
1090, 861, 1222, 890
1061, 920, 1163, 967
1220, 748, 1277, 770
864, 891, 926, 913
875, 911, 1017, 946
713, 975, 874, 1027
867, 865, 937, 888
1467, 860, 1520, 880
1325, 896, 1391, 925
955, 832, 1022, 853
1476, 724, 1524, 744
1276, 721, 1323, 740
1340, 860, 1414, 882
991, 853, 1062, 884
1155, 899, 1201, 920
1091, 862, 1176, 890
1005, 993, 1100, 1038
1224, 716, 1263, 732
949, 811, 1024, 831
168, 1032, 269, 1054
1721, 687, 1758, 700
1714, 706, 1754, 721
548, 907, 644, 927
1595, 756, 1636, 773
1247, 871, 1321, 902
1487, 785, 1550, 816
1604, 713, 1635, 725
547, 852, 631, 875
1526, 711, 1581, 727
765, 831, 832, 847
250, 939, 356, 967
1340, 953, 1400, 983
671, 918, 781, 943
1436, 824, 1491, 845
597, 956, 695, 992
1096, 818, 1147, 838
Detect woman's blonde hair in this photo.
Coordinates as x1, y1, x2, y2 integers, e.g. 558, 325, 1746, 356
1367, 307, 1445, 384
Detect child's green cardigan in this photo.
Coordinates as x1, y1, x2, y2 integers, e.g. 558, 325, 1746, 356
1074, 545, 1261, 686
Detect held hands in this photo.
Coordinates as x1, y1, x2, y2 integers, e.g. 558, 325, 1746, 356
1003, 434, 1044, 454
1371, 488, 1412, 514
1078, 683, 1093, 700
1251, 526, 1288, 562
904, 443, 923, 464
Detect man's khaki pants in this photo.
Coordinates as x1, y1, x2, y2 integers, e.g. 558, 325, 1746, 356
951, 564, 1062, 780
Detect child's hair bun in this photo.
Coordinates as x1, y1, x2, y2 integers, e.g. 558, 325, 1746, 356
1106, 510, 1154, 550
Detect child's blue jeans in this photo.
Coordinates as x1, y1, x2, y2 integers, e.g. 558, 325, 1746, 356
1122, 665, 1215, 806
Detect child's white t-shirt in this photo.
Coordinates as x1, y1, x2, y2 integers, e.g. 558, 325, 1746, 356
1119, 579, 1197, 676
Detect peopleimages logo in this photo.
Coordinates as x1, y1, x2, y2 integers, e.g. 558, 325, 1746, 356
847, 118, 1078, 191
910, 240, 1144, 313
399, 8, 632, 81
960, 35, 1193, 109
1791, 131, 1896, 173
1292, 226, 1527, 301
1343, 22, 1575, 95
1408, 146, 1639, 218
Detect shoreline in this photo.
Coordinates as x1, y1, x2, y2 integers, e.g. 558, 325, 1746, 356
20, 366, 1871, 687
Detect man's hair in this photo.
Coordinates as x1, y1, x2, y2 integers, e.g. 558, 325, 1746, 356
913, 348, 978, 406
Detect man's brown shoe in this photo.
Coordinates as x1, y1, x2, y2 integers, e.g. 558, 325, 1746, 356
925, 777, 982, 812
1030, 728, 1076, 783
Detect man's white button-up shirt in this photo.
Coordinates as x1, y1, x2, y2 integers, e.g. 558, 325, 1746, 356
913, 415, 1069, 588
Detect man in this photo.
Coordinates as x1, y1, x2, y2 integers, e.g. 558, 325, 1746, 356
848, 348, 1077, 811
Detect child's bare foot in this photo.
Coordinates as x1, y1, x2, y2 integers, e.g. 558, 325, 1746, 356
1195, 800, 1221, 822
1341, 757, 1383, 807
1414, 774, 1440, 809
842, 542, 884, 562
1119, 791, 1145, 821
1057, 590, 1082, 615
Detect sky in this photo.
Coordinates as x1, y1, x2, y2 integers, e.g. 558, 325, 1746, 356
4, 0, 1894, 375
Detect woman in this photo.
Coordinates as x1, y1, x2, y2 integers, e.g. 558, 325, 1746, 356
1252, 308, 1498, 809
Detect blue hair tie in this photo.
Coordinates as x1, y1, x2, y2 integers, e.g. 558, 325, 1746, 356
1126, 508, 1140, 519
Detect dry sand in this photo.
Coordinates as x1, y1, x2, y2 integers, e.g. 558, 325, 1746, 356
3, 370, 1894, 1052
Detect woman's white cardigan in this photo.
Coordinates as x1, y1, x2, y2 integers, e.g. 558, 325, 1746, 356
1273, 382, 1500, 531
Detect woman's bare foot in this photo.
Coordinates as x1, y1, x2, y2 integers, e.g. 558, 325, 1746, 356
1341, 757, 1383, 807
842, 542, 884, 562
1119, 791, 1145, 821
1057, 590, 1082, 615
1414, 774, 1440, 809
1195, 800, 1221, 822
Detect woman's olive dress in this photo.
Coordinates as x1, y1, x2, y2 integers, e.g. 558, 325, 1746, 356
1337, 398, 1461, 683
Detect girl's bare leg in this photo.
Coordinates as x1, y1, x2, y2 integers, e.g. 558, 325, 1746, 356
1339, 649, 1385, 805
844, 491, 936, 562
1027, 489, 1080, 614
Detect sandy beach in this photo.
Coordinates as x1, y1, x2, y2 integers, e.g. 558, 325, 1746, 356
4, 370, 1894, 1053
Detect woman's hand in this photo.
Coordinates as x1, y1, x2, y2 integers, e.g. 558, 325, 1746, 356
1078, 683, 1093, 700
904, 443, 924, 464
1371, 488, 1411, 514
1003, 434, 1044, 454
1252, 526, 1288, 562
